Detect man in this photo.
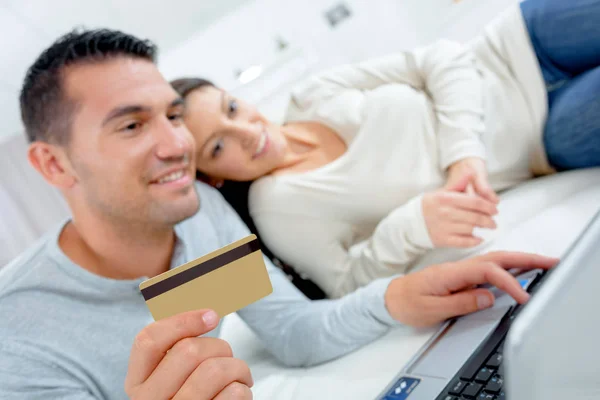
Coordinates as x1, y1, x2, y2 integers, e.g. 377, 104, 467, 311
0, 29, 556, 399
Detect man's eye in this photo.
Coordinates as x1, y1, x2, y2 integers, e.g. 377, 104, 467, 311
228, 99, 238, 116
211, 139, 224, 158
121, 122, 142, 132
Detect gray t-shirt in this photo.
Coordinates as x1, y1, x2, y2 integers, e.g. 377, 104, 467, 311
0, 183, 397, 399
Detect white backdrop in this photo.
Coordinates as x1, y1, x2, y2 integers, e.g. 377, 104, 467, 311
159, 0, 520, 122
0, 0, 521, 267
0, 134, 70, 267
0, 0, 252, 141
0, 0, 520, 141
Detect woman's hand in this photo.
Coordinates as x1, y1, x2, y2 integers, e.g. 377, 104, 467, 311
445, 157, 499, 204
423, 172, 498, 248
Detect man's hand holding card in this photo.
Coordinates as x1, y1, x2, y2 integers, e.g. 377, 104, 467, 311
125, 235, 272, 399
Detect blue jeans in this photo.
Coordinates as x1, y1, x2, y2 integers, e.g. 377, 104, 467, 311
520, 0, 600, 171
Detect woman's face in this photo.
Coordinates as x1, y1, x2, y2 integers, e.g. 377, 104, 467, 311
184, 86, 287, 182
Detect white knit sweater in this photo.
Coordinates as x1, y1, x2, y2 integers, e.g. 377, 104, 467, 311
249, 4, 552, 298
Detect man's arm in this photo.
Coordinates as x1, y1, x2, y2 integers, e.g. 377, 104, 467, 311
238, 261, 397, 368
200, 184, 399, 368
199, 184, 558, 368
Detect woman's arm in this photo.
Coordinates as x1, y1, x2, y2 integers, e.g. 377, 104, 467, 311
292, 40, 486, 170
253, 194, 433, 299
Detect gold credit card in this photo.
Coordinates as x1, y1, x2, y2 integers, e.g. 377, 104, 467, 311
139, 235, 273, 321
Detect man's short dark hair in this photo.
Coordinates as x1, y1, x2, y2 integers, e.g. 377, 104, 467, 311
19, 29, 157, 144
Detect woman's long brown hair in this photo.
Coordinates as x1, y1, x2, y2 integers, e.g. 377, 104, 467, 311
170, 77, 326, 299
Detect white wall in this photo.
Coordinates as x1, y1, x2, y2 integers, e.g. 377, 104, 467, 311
159, 0, 424, 108
0, 0, 519, 142
159, 0, 519, 122
0, 0, 252, 141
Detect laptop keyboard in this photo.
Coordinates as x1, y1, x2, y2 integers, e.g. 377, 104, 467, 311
435, 270, 548, 400
437, 337, 506, 400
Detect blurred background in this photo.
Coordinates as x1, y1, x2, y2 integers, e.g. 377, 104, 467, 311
0, 0, 519, 143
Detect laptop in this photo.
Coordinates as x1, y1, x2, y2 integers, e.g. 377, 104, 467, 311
375, 208, 600, 400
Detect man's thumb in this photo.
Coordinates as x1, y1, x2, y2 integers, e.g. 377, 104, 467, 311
434, 289, 495, 320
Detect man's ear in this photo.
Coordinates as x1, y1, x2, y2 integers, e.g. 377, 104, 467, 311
27, 141, 77, 189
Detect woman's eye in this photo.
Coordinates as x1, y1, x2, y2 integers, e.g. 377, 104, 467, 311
211, 139, 224, 158
228, 99, 238, 116
168, 113, 183, 122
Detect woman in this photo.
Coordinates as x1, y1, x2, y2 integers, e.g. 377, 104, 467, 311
172, 0, 600, 298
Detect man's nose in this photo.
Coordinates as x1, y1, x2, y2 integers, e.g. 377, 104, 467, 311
155, 121, 192, 161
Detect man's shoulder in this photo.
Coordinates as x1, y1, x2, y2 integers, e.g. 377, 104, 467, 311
176, 182, 231, 242
0, 228, 58, 293
0, 228, 65, 342
193, 181, 228, 213
186, 181, 251, 226
176, 181, 251, 250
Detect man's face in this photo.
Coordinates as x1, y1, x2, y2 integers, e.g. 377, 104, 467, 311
63, 57, 199, 227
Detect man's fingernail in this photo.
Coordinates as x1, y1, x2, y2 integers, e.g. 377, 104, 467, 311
477, 294, 493, 310
202, 311, 219, 327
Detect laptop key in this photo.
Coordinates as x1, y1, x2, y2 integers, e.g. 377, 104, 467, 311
460, 368, 477, 381
456, 315, 511, 381
449, 380, 468, 395
497, 391, 506, 400
474, 368, 493, 383
486, 353, 503, 369
485, 376, 503, 394
477, 393, 495, 400
497, 362, 505, 378
443, 396, 459, 400
461, 383, 483, 399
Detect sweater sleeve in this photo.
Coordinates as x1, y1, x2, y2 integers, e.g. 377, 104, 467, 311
198, 184, 400, 367
0, 341, 98, 400
290, 39, 486, 170
252, 194, 434, 299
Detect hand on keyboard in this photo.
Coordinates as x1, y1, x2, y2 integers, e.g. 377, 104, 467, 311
384, 251, 559, 327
